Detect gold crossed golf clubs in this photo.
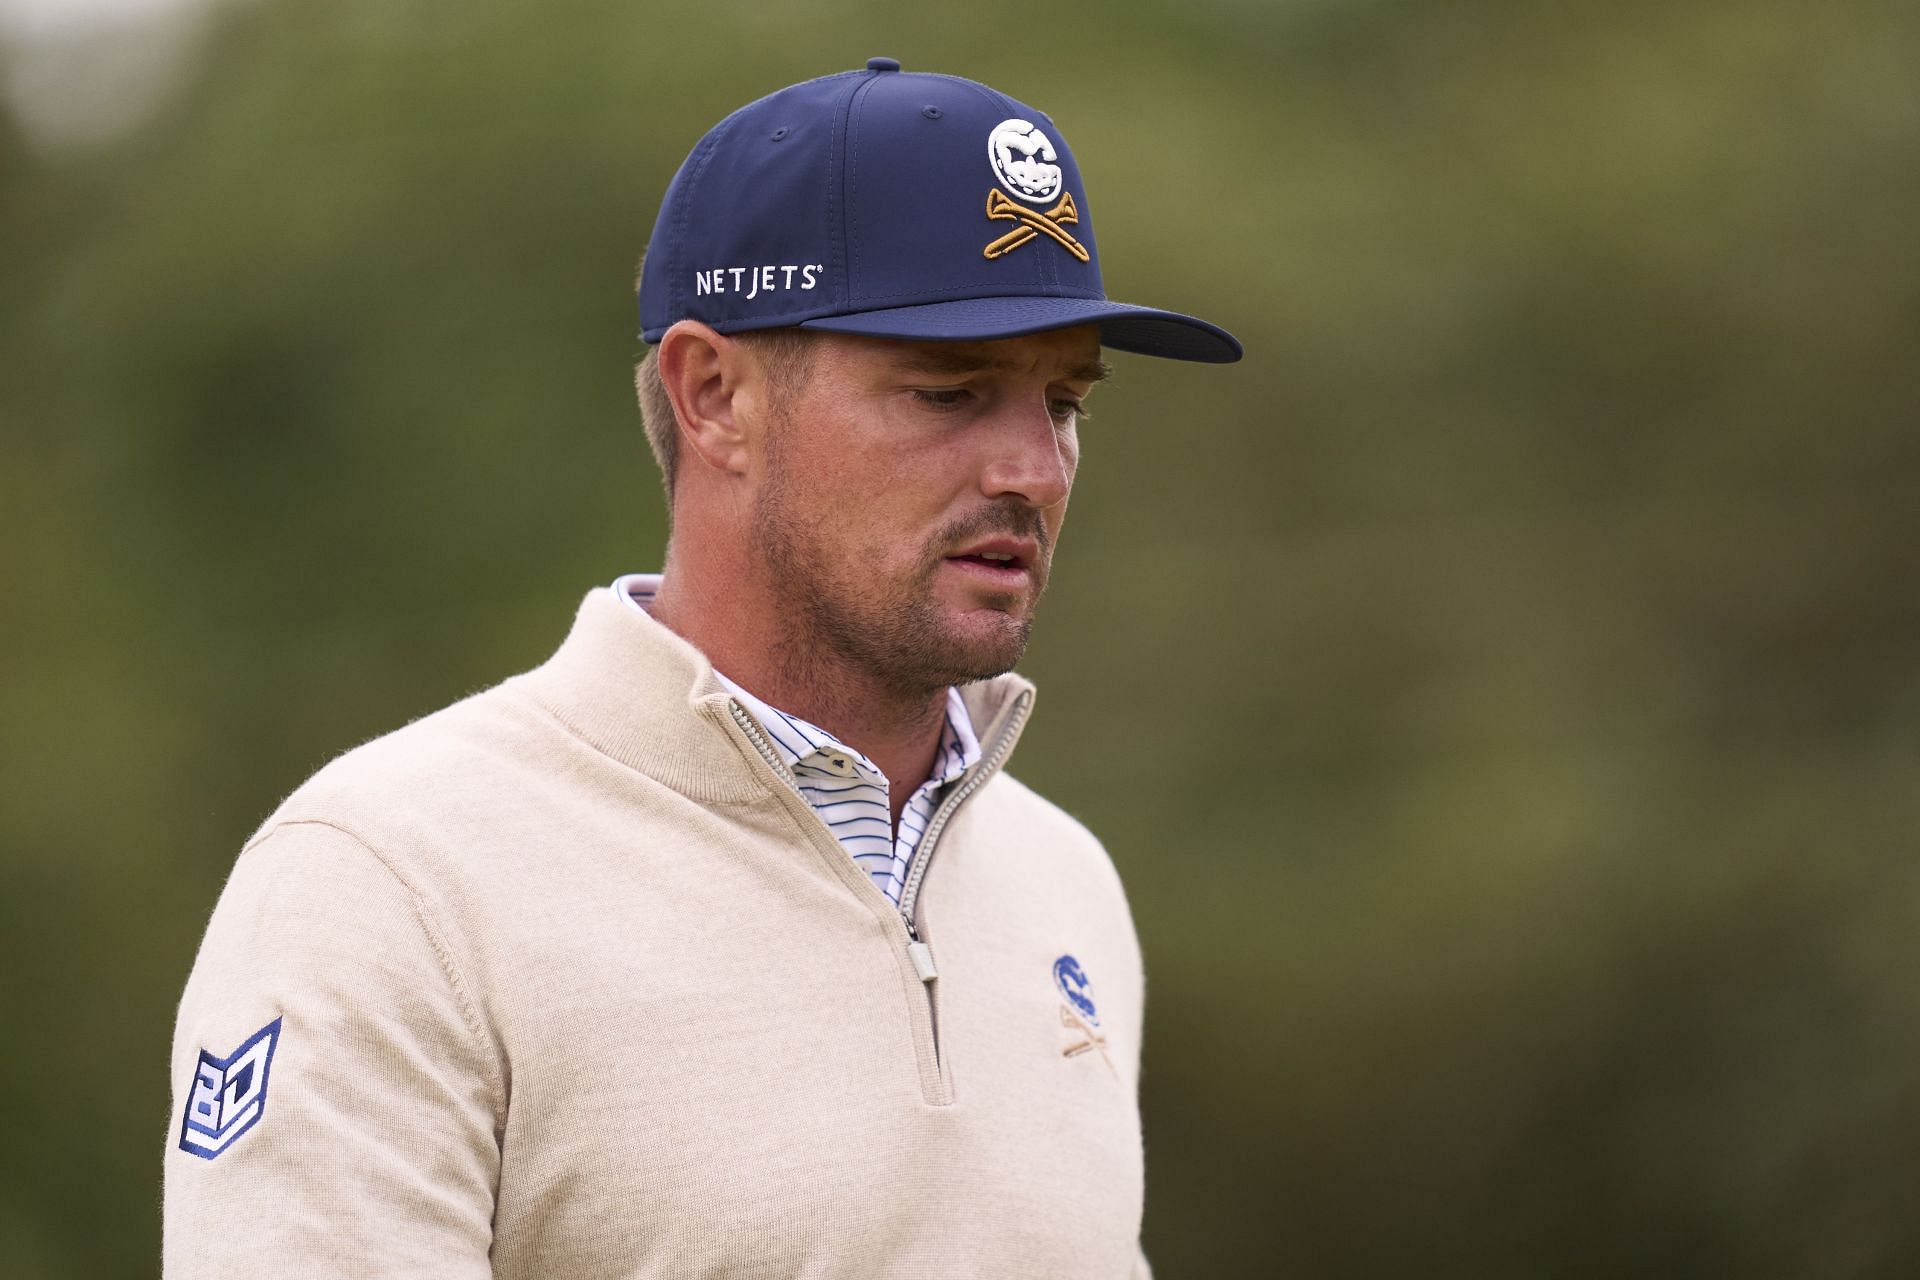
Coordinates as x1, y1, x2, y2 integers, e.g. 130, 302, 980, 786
1060, 1004, 1112, 1066
984, 189, 1091, 263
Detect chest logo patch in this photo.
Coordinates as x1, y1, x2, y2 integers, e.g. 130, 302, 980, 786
1053, 954, 1113, 1069
1053, 953, 1099, 1024
177, 1017, 282, 1160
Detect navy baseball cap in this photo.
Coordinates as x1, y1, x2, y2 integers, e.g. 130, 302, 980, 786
637, 58, 1241, 363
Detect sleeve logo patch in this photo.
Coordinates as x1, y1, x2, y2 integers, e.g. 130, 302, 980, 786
177, 1017, 282, 1160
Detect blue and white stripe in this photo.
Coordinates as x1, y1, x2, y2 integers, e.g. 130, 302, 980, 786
612, 574, 981, 905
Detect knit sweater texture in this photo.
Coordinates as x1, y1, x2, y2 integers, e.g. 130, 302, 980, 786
165, 587, 1150, 1278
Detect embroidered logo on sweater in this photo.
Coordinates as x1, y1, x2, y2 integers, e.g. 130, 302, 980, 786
1053, 955, 1111, 1068
178, 1017, 282, 1160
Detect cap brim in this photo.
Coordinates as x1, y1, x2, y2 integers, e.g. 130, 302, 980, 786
798, 295, 1242, 364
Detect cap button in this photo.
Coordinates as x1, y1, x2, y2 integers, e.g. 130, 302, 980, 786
866, 56, 901, 72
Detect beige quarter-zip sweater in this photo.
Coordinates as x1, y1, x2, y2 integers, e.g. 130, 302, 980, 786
165, 587, 1150, 1278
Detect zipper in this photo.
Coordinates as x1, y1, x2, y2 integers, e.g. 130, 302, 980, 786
893, 688, 1033, 1074
724, 690, 1034, 1096
728, 699, 795, 787
898, 688, 1033, 934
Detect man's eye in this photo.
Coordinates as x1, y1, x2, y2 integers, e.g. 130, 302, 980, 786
912, 388, 973, 410
1050, 399, 1087, 423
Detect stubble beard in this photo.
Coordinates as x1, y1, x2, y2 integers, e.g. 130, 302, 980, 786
751, 467, 1051, 707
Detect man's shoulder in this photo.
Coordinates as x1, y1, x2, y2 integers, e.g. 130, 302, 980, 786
973, 771, 1126, 883
977, 771, 1103, 843
246, 676, 560, 851
970, 772, 1143, 964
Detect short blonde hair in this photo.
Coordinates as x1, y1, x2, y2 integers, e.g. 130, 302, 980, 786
634, 329, 817, 511
634, 256, 816, 511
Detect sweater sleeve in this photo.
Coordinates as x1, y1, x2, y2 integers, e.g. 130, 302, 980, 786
164, 820, 501, 1278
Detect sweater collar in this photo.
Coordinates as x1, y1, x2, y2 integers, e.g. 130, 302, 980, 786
611, 573, 983, 792
512, 585, 1036, 805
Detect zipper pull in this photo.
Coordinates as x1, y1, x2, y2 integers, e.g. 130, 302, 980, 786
907, 939, 938, 983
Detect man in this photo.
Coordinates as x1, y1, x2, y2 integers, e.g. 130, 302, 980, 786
165, 58, 1239, 1278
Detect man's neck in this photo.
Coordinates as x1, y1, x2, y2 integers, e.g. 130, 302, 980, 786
649, 570, 949, 824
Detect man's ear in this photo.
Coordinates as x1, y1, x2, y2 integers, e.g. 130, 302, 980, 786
656, 319, 759, 479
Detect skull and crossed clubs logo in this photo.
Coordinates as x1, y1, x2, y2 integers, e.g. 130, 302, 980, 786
983, 119, 1090, 264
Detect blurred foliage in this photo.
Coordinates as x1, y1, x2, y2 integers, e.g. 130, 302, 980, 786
3, 0, 1919, 1274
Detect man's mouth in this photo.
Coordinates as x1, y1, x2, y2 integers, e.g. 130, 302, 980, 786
950, 550, 1025, 570
942, 537, 1040, 587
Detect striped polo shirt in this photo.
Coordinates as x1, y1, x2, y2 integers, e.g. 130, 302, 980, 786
612, 574, 981, 905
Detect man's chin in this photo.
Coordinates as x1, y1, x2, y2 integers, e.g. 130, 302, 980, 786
923, 607, 1034, 683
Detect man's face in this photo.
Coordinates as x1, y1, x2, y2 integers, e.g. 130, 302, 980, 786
748, 324, 1105, 699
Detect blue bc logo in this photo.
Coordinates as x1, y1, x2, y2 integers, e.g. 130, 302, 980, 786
1052, 954, 1099, 1026
178, 1017, 282, 1160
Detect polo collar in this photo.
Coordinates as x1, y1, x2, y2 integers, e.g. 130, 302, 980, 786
720, 672, 982, 793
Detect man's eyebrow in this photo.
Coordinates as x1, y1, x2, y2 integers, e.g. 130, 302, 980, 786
891, 349, 1113, 384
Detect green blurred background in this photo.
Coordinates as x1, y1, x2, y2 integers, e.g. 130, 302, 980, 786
4, 0, 1918, 1274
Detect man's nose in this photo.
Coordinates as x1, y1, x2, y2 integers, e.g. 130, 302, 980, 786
979, 399, 1073, 509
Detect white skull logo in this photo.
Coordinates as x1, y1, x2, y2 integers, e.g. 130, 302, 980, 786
987, 118, 1064, 204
